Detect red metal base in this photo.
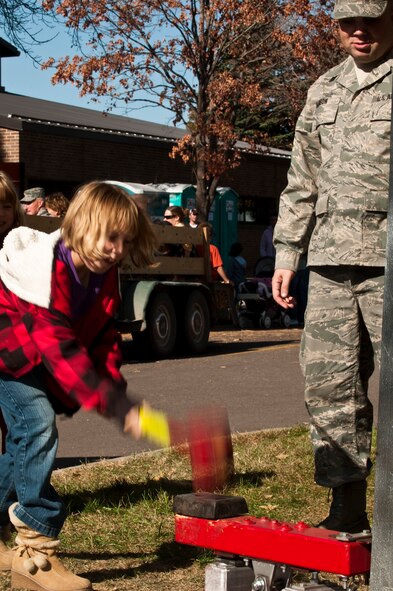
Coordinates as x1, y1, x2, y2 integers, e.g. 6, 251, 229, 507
175, 514, 371, 576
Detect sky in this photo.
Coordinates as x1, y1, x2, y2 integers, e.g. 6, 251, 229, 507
1, 35, 173, 127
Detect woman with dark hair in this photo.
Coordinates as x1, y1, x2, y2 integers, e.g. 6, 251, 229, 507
163, 206, 193, 256
163, 205, 187, 227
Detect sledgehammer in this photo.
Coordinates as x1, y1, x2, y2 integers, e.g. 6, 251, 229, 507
135, 404, 234, 492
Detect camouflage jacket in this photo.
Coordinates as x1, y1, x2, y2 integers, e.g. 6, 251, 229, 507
274, 53, 393, 271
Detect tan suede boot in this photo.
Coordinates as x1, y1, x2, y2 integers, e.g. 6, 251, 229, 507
9, 504, 91, 591
0, 523, 13, 573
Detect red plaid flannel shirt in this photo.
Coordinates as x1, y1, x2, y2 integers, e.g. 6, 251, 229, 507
0, 255, 135, 423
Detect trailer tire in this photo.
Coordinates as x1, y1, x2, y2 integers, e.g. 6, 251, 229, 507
182, 290, 210, 354
136, 291, 177, 358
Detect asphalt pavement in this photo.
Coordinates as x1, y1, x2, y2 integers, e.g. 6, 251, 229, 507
55, 327, 380, 468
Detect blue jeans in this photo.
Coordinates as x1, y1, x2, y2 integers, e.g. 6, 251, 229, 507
0, 367, 66, 537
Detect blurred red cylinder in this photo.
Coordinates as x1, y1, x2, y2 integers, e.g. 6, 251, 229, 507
188, 406, 234, 492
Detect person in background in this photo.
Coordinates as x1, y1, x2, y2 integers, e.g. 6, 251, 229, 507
197, 222, 232, 284
163, 205, 193, 256
227, 242, 247, 293
259, 213, 277, 259
163, 205, 187, 227
188, 208, 199, 228
272, 0, 393, 534
20, 187, 50, 217
0, 181, 171, 590
45, 192, 70, 218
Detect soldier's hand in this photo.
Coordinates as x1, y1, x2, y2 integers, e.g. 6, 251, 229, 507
272, 269, 296, 308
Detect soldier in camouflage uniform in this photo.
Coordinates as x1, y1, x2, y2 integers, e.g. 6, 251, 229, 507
272, 0, 393, 533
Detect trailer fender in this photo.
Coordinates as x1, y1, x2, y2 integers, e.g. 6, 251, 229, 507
120, 280, 161, 330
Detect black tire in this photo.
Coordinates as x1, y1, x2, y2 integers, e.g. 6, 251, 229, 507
142, 291, 177, 358
259, 312, 272, 330
280, 312, 291, 328
182, 290, 211, 354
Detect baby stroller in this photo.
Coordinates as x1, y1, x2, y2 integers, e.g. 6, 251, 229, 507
236, 257, 291, 329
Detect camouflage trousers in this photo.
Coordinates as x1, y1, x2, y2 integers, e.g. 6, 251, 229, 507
300, 266, 384, 488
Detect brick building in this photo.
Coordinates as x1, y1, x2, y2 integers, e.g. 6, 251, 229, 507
0, 39, 291, 270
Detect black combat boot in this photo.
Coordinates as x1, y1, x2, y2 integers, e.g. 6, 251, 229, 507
317, 480, 370, 533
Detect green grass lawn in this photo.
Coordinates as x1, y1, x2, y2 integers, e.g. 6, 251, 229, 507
0, 426, 375, 591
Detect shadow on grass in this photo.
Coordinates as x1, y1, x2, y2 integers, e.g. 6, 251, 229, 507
63, 542, 207, 583
61, 470, 275, 514
55, 456, 121, 469
58, 469, 277, 585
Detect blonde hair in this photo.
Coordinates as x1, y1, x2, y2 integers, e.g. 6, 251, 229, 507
0, 172, 24, 228
61, 181, 157, 267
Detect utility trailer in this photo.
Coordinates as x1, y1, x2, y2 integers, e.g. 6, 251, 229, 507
118, 223, 235, 357
21, 215, 235, 359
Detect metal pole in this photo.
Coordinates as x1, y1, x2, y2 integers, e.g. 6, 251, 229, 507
369, 68, 393, 591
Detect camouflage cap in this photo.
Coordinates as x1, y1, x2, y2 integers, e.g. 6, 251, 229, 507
334, 0, 389, 19
21, 187, 45, 203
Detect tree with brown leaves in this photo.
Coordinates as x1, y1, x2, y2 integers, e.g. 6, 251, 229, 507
0, 0, 56, 55
40, 0, 342, 214
41, 0, 280, 216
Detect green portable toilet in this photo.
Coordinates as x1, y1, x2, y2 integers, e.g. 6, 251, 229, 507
106, 181, 169, 219
149, 183, 196, 210
207, 195, 220, 246
217, 187, 238, 269
208, 187, 238, 269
